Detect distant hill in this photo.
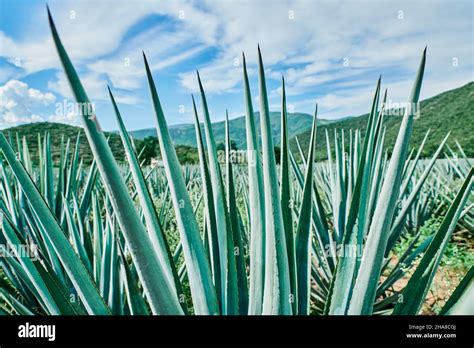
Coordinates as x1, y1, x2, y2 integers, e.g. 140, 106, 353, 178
130, 112, 333, 148
1, 122, 197, 165
2, 82, 472, 165
290, 82, 474, 161
1, 122, 126, 165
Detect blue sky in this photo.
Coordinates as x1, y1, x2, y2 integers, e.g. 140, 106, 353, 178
0, 0, 472, 131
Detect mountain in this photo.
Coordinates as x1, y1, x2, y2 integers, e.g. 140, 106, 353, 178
2, 82, 472, 165
1, 122, 198, 165
130, 112, 332, 148
1, 122, 126, 165
290, 82, 474, 161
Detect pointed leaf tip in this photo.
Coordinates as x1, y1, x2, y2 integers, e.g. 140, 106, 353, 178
143, 53, 152, 75
47, 5, 56, 30
46, 4, 53, 19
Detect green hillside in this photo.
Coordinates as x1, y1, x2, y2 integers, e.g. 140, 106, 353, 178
290, 82, 474, 161
131, 111, 332, 148
1, 122, 126, 165
1, 82, 472, 165
1, 122, 198, 165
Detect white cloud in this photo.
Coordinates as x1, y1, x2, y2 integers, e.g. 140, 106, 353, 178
47, 71, 141, 105
0, 0, 216, 79
304, 71, 474, 120
0, 0, 472, 124
0, 80, 55, 127
179, 60, 243, 94
175, 0, 473, 115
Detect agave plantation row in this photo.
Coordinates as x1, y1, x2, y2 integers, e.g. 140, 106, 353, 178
0, 10, 472, 315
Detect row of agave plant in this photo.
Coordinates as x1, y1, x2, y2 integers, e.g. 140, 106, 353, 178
0, 9, 472, 315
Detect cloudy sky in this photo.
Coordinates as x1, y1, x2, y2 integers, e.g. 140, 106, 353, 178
0, 0, 472, 131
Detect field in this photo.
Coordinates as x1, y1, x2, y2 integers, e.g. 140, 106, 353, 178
0, 10, 473, 316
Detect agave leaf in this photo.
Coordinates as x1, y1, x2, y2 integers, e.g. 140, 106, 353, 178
65, 133, 80, 202
280, 77, 297, 314
295, 106, 317, 315
118, 245, 150, 315
79, 160, 97, 219
197, 71, 239, 314
143, 53, 219, 315
399, 129, 431, 197
0, 289, 35, 315
192, 96, 222, 310
290, 149, 334, 277
107, 225, 120, 314
54, 136, 67, 219
109, 88, 181, 299
386, 133, 450, 252
0, 127, 109, 314
348, 48, 427, 315
99, 210, 112, 300
361, 90, 387, 240
439, 266, 474, 315
393, 168, 473, 315
92, 193, 103, 283
356, 77, 382, 246
63, 196, 93, 273
21, 136, 32, 174
377, 234, 433, 296
34, 254, 88, 315
24, 202, 65, 283
1, 215, 61, 314
327, 77, 381, 315
225, 112, 249, 314
242, 53, 266, 315
43, 133, 55, 210
48, 8, 182, 315
257, 46, 292, 315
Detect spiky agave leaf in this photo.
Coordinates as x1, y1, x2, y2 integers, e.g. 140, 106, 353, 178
242, 53, 266, 315
197, 72, 239, 315
108, 88, 184, 305
348, 47, 427, 315
386, 132, 450, 252
393, 168, 473, 315
257, 46, 292, 315
280, 77, 298, 314
1, 216, 61, 314
48, 8, 182, 315
0, 130, 109, 314
225, 112, 249, 314
192, 96, 222, 310
143, 53, 219, 315
327, 77, 382, 315
439, 266, 474, 315
295, 106, 318, 315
